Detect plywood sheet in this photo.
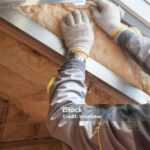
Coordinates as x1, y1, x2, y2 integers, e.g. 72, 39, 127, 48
17, 2, 150, 95
0, 31, 58, 122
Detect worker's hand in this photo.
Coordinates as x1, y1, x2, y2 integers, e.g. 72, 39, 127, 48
61, 10, 94, 58
90, 0, 124, 38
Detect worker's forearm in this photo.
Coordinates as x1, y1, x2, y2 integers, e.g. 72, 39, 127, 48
50, 57, 86, 105
117, 30, 150, 75
47, 56, 88, 147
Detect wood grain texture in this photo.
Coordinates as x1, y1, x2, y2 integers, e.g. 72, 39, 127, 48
0, 31, 58, 122
0, 98, 62, 150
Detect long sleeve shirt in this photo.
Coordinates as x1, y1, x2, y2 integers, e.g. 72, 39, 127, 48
47, 30, 150, 150
118, 30, 150, 74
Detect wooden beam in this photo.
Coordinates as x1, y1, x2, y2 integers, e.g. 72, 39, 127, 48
0, 138, 60, 148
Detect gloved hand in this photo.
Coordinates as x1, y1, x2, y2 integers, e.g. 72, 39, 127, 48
61, 10, 94, 58
90, 0, 125, 38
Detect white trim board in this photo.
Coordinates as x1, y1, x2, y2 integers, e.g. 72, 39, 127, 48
110, 0, 150, 37
114, 0, 150, 27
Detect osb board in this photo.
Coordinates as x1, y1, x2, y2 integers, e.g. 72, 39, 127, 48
0, 31, 124, 123
17, 2, 150, 95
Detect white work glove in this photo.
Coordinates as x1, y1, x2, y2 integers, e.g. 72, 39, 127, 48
61, 10, 94, 58
90, 0, 125, 38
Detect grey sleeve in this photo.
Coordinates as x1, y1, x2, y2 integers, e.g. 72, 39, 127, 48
117, 30, 150, 75
49, 57, 87, 105
46, 58, 99, 149
110, 104, 150, 121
